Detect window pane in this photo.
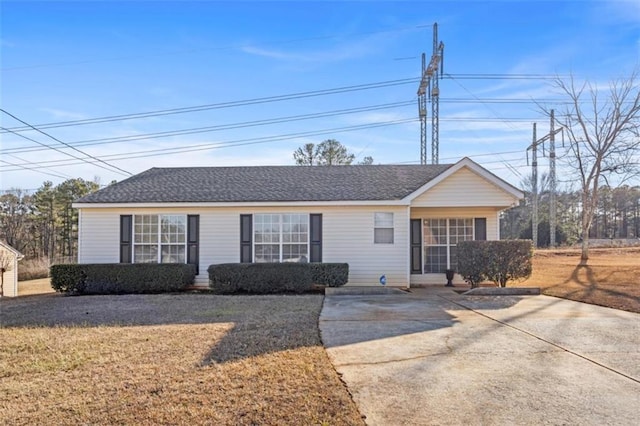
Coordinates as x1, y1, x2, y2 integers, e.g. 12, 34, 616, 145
255, 244, 280, 263
134, 245, 158, 263
161, 245, 185, 263
282, 244, 308, 262
374, 228, 394, 244
424, 246, 447, 273
374, 212, 394, 227
134, 215, 158, 244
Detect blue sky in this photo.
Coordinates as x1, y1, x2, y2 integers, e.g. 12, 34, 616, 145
1, 0, 639, 191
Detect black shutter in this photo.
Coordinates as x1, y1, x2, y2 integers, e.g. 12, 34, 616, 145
310, 214, 322, 262
410, 219, 422, 274
474, 218, 487, 241
120, 215, 132, 263
240, 214, 252, 263
187, 215, 199, 274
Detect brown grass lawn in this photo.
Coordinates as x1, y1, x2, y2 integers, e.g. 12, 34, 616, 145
17, 278, 55, 296
520, 247, 640, 313
0, 294, 364, 425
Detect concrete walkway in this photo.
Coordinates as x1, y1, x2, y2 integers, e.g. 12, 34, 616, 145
320, 288, 640, 425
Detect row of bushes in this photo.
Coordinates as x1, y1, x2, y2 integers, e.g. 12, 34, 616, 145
207, 263, 349, 294
51, 263, 196, 295
50, 262, 348, 295
456, 240, 533, 288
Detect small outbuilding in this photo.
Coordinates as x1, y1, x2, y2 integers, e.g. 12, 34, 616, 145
0, 241, 24, 297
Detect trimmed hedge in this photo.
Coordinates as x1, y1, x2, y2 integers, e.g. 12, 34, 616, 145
310, 263, 349, 287
208, 263, 313, 294
50, 263, 196, 295
457, 240, 533, 288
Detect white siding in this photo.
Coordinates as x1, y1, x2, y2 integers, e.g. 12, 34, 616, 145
78, 205, 410, 287
409, 206, 502, 286
411, 167, 518, 208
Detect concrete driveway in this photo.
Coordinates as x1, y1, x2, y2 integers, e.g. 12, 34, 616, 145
320, 288, 640, 425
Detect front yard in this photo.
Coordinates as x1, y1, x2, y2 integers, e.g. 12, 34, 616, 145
0, 294, 364, 425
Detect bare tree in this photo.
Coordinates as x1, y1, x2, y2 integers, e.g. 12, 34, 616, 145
0, 250, 14, 297
548, 70, 640, 261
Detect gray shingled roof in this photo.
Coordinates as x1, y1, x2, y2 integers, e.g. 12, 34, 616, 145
75, 164, 455, 203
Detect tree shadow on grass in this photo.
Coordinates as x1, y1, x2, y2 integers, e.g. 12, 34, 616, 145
542, 264, 640, 312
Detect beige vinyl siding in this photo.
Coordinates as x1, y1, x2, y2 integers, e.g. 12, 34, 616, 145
411, 167, 518, 208
78, 205, 410, 287
1, 251, 19, 297
409, 207, 502, 286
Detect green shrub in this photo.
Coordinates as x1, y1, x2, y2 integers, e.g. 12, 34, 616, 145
457, 240, 533, 288
483, 240, 533, 287
50, 264, 87, 294
310, 263, 349, 287
208, 263, 313, 294
456, 241, 489, 288
50, 263, 196, 295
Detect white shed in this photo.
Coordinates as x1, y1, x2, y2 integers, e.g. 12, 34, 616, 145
0, 241, 24, 297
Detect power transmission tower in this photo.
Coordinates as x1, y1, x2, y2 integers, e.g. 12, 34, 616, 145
418, 53, 428, 165
417, 23, 445, 164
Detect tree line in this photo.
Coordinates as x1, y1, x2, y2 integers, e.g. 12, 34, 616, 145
0, 178, 100, 262
501, 181, 640, 246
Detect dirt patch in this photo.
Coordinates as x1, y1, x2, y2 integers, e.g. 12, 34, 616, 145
520, 247, 640, 313
0, 294, 364, 425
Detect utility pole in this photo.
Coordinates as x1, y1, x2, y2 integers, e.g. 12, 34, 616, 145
549, 109, 557, 247
527, 115, 563, 248
529, 123, 539, 248
417, 23, 444, 165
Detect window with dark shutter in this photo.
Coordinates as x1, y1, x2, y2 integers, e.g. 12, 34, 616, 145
187, 215, 199, 274
120, 215, 132, 263
410, 219, 422, 274
240, 214, 252, 263
474, 218, 487, 241
310, 214, 322, 262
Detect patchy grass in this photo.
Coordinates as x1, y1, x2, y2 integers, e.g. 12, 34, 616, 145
520, 247, 640, 313
18, 278, 55, 296
0, 294, 364, 425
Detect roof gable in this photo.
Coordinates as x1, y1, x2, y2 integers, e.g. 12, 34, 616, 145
405, 157, 524, 206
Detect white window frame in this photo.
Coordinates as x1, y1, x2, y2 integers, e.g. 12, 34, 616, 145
253, 213, 310, 263
133, 214, 187, 264
374, 212, 394, 244
423, 218, 474, 273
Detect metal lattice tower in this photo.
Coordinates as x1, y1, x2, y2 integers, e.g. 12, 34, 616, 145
417, 23, 445, 165
549, 109, 557, 247
418, 53, 428, 165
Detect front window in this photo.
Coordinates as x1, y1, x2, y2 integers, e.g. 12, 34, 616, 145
374, 212, 394, 244
424, 218, 473, 273
133, 215, 186, 263
254, 214, 309, 262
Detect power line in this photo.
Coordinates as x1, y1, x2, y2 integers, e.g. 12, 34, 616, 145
0, 110, 132, 176
1, 78, 419, 133
1, 100, 416, 154
0, 157, 71, 180
1, 118, 418, 172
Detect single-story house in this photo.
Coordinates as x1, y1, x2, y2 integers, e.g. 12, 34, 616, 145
0, 241, 24, 297
72, 157, 523, 287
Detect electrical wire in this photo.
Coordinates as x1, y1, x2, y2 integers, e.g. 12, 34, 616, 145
0, 110, 132, 176
1, 100, 416, 154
